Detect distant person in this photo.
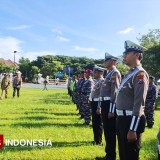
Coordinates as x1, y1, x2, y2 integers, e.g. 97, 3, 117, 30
56, 78, 59, 85
43, 78, 48, 91
13, 71, 22, 98
0, 73, 10, 99
70, 76, 77, 103
67, 77, 72, 97
145, 76, 157, 128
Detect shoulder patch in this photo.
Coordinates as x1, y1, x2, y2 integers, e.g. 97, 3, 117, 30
111, 76, 116, 83
137, 73, 144, 84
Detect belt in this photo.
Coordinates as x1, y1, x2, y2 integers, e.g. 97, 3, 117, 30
99, 97, 111, 101
91, 98, 99, 101
89, 97, 99, 101
116, 109, 133, 116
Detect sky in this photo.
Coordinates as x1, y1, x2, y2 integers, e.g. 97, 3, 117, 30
0, 0, 160, 62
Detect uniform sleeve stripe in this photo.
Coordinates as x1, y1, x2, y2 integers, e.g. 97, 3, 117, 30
130, 116, 140, 131
112, 103, 116, 113
109, 103, 112, 112
133, 117, 140, 131
97, 101, 101, 109
130, 116, 135, 130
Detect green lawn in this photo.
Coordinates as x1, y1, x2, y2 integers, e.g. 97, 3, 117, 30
0, 88, 159, 160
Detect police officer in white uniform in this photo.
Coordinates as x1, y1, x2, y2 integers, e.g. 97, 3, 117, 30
116, 40, 149, 160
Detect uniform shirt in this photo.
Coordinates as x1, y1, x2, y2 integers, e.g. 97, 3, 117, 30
100, 66, 121, 104
81, 77, 94, 97
76, 78, 86, 93
1, 77, 10, 90
116, 64, 149, 117
90, 77, 104, 99
146, 83, 157, 104
13, 76, 22, 88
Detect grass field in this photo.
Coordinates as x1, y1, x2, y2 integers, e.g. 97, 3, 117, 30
0, 88, 159, 160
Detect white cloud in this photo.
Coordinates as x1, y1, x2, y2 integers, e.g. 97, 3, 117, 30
0, 36, 23, 62
72, 45, 98, 52
144, 23, 153, 28
51, 28, 62, 35
7, 25, 32, 30
57, 36, 70, 42
118, 26, 135, 34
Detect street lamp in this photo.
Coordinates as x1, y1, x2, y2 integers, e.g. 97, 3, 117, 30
14, 51, 17, 72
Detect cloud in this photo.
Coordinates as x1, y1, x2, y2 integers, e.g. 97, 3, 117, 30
51, 28, 62, 35
57, 36, 70, 42
118, 26, 135, 34
72, 45, 98, 52
0, 36, 23, 62
7, 25, 32, 30
144, 23, 153, 28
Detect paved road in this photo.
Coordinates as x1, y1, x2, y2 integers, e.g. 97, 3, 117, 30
22, 83, 67, 89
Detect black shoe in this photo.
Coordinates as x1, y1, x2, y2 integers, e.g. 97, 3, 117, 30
95, 157, 106, 160
96, 142, 103, 146
83, 122, 90, 125
147, 124, 153, 128
93, 141, 103, 146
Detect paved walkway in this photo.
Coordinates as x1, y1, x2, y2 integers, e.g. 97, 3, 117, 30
22, 83, 67, 89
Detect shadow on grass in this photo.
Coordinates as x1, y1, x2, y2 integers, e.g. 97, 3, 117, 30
23, 111, 78, 116
42, 92, 73, 105
17, 115, 78, 121
11, 122, 89, 128
17, 116, 51, 121
43, 98, 72, 105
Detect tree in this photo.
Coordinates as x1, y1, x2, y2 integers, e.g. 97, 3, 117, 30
117, 63, 129, 76
141, 45, 160, 77
19, 57, 31, 81
137, 29, 160, 48
138, 29, 160, 77
30, 66, 39, 81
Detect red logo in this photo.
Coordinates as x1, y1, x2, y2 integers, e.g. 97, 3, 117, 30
0, 134, 4, 149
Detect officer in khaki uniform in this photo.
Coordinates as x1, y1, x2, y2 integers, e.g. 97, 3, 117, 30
89, 66, 104, 145
1, 73, 10, 99
97, 54, 121, 160
116, 40, 149, 160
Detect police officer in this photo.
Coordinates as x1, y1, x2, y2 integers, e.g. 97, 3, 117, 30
97, 54, 121, 160
0, 73, 10, 99
116, 40, 149, 160
145, 76, 157, 128
90, 66, 104, 145
81, 69, 94, 125
13, 71, 22, 98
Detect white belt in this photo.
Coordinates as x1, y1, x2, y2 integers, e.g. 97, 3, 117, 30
158, 145, 160, 154
116, 109, 133, 116
89, 97, 99, 101
99, 97, 111, 101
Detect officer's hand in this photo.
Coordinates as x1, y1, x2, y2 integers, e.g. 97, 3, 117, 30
127, 130, 137, 142
108, 112, 114, 119
96, 108, 101, 115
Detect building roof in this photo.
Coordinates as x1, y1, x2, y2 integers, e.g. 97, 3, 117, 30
0, 58, 19, 67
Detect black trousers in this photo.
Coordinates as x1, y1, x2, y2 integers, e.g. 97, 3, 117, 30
13, 87, 20, 97
101, 100, 116, 160
116, 116, 145, 160
91, 101, 103, 144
